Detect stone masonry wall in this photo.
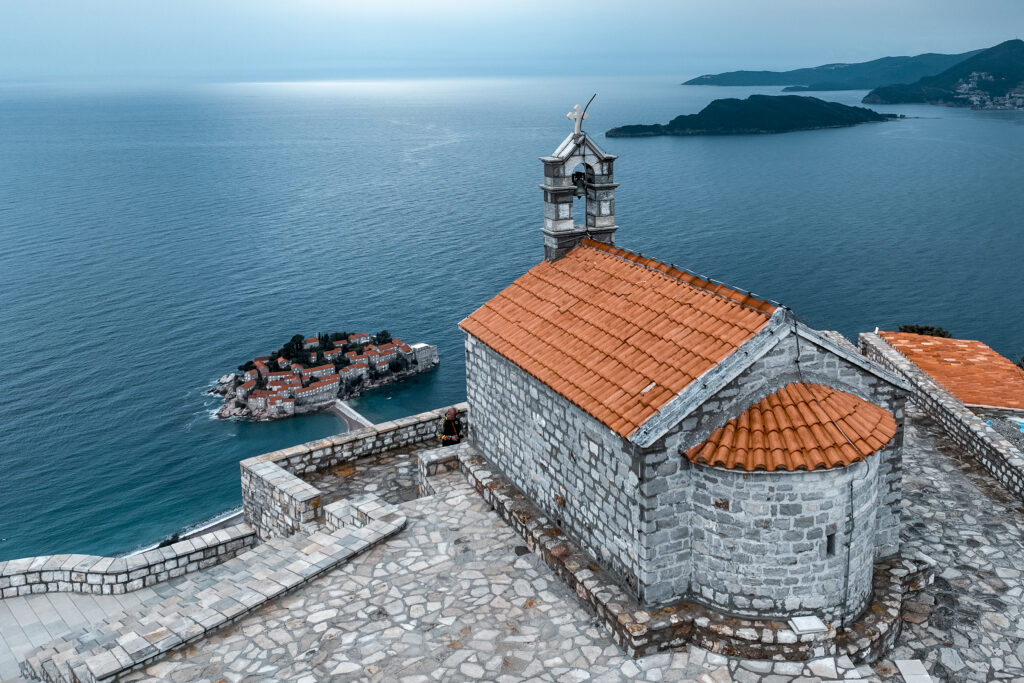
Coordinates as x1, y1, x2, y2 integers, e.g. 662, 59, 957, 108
241, 405, 467, 539
0, 523, 255, 597
860, 332, 1024, 500
464, 334, 644, 593
636, 330, 907, 606
689, 456, 880, 625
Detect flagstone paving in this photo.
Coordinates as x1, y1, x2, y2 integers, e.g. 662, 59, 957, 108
7, 403, 1024, 682
877, 404, 1024, 682
305, 447, 421, 507
0, 589, 160, 681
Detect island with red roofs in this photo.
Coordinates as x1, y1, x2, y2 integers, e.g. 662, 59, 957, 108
212, 330, 439, 420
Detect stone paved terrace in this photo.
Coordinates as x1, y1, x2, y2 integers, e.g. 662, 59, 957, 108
5, 404, 1024, 681
0, 589, 160, 680
305, 447, 421, 507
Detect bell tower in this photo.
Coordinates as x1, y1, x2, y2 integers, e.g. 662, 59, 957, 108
539, 103, 619, 261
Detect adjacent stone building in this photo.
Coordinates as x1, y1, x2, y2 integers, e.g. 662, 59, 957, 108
459, 119, 911, 625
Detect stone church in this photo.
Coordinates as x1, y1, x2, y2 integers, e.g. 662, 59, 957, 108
459, 111, 911, 626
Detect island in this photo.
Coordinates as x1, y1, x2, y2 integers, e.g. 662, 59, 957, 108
863, 39, 1024, 109
605, 95, 896, 138
212, 330, 439, 421
684, 49, 980, 91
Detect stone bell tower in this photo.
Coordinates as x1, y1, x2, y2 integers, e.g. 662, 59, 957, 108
539, 104, 619, 261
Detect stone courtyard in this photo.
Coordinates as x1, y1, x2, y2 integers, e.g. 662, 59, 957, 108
3, 404, 1024, 681
305, 448, 421, 507
0, 404, 1006, 682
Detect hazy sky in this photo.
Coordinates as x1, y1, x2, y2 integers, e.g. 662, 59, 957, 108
2, 0, 1022, 82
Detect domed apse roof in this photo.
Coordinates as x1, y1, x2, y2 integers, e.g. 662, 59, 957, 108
684, 382, 897, 472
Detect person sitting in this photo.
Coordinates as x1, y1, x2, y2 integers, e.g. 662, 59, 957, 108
438, 407, 463, 446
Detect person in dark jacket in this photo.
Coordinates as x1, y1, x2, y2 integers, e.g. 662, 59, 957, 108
438, 407, 463, 446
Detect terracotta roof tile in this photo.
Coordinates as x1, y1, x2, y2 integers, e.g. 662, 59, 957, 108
684, 383, 896, 472
461, 239, 776, 438
880, 332, 1024, 411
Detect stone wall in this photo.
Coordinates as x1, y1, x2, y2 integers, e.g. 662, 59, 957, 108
860, 332, 1024, 500
640, 328, 908, 606
0, 523, 255, 597
689, 456, 880, 624
460, 445, 933, 661
464, 334, 644, 593
465, 326, 907, 613
241, 404, 467, 539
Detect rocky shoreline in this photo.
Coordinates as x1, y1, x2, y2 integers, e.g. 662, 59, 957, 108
210, 366, 434, 422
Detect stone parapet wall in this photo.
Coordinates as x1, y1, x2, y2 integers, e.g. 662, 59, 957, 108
241, 404, 467, 539
859, 332, 1024, 500
241, 461, 323, 540
0, 523, 255, 598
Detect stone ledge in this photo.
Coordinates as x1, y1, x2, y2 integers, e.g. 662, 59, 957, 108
0, 523, 256, 598
241, 403, 467, 539
19, 496, 407, 683
458, 448, 932, 662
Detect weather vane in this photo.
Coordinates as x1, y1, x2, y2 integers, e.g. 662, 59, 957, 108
567, 93, 597, 136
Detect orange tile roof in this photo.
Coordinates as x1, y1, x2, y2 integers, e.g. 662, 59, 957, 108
685, 383, 896, 472
459, 238, 776, 438
880, 332, 1024, 411
304, 363, 335, 373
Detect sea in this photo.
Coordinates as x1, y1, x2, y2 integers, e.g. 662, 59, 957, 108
1, 76, 1022, 562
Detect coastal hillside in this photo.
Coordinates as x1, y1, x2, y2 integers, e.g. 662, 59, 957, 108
605, 95, 893, 138
863, 39, 1024, 108
684, 49, 981, 91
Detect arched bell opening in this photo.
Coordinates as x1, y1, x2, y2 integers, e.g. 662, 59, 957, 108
571, 163, 588, 229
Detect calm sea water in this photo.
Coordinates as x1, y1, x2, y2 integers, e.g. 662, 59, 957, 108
1, 77, 1022, 561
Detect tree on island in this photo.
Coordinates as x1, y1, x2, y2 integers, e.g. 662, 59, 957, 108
898, 324, 951, 338
374, 330, 392, 345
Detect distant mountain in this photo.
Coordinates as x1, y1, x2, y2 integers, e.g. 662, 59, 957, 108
863, 39, 1024, 108
605, 95, 894, 138
684, 50, 982, 91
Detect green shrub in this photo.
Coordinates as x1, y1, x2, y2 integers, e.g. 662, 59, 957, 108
898, 324, 951, 338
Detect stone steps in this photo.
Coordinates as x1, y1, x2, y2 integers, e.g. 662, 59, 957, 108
19, 499, 405, 683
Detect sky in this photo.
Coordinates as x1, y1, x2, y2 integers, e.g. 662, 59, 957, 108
1, 0, 1022, 82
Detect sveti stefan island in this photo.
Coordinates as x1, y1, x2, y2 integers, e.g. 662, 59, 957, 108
2, 3, 1024, 683
212, 331, 439, 420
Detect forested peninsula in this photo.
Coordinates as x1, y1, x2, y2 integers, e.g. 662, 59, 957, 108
606, 95, 895, 138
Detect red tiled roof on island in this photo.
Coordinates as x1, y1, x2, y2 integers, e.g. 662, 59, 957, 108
460, 238, 776, 438
880, 332, 1024, 411
685, 383, 897, 472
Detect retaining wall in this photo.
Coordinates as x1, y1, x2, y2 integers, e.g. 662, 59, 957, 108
859, 333, 1024, 500
0, 523, 255, 597
241, 404, 468, 539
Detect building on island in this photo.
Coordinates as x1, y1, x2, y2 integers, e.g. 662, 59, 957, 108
341, 361, 369, 380
459, 118, 911, 625
410, 343, 439, 368
236, 379, 255, 400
